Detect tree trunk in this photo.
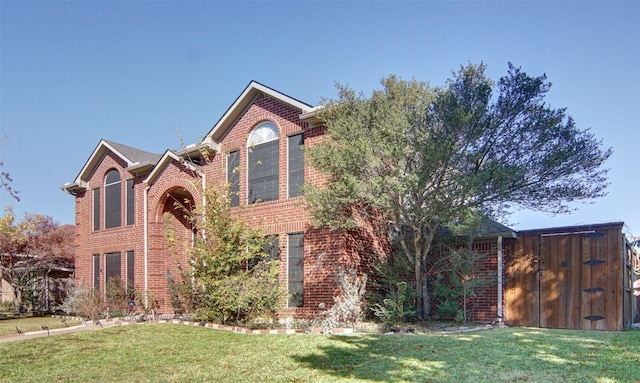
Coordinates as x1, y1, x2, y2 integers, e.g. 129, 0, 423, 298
415, 256, 424, 319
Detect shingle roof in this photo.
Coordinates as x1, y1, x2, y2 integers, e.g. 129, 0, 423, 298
103, 139, 162, 165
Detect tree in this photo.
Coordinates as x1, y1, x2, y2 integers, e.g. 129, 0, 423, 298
165, 184, 283, 325
0, 206, 74, 311
0, 138, 20, 201
303, 63, 612, 319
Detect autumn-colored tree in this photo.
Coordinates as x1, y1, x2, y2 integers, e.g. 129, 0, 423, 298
0, 206, 74, 311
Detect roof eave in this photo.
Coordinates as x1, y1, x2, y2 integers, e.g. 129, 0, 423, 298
205, 81, 314, 143
61, 180, 88, 195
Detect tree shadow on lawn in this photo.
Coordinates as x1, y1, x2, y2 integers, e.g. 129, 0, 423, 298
291, 328, 638, 382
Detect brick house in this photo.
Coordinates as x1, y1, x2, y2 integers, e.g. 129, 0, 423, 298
62, 81, 637, 328
62, 81, 390, 318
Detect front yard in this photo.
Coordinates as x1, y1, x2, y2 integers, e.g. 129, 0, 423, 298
0, 324, 638, 382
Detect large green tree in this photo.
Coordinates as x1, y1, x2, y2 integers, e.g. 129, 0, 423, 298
304, 63, 612, 319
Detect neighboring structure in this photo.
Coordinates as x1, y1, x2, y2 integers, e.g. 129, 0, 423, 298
62, 82, 637, 329
0, 255, 74, 312
505, 222, 637, 330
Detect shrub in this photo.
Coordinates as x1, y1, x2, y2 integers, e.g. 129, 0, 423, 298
322, 266, 367, 333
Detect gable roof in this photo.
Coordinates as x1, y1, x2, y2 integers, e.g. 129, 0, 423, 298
144, 150, 200, 186
62, 81, 314, 195
204, 81, 314, 143
61, 139, 161, 194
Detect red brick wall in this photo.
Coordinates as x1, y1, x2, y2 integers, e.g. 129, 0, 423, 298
73, 92, 391, 317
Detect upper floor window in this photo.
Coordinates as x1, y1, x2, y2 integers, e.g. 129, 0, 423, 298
93, 188, 100, 231
126, 179, 134, 226
104, 169, 121, 229
227, 150, 240, 207
247, 122, 279, 204
288, 134, 304, 197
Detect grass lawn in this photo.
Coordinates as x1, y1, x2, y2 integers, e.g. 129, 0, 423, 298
0, 324, 639, 383
0, 316, 82, 337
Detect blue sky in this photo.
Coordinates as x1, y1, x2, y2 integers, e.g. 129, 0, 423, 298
1, 1, 638, 235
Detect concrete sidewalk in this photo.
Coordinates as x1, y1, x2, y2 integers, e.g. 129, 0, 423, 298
0, 322, 115, 343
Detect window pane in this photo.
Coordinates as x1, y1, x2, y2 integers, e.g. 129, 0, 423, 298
105, 170, 121, 229
93, 188, 100, 231
227, 151, 240, 207
288, 134, 304, 197
126, 179, 134, 225
126, 251, 134, 288
93, 254, 100, 291
288, 233, 304, 308
248, 140, 279, 203
105, 252, 121, 282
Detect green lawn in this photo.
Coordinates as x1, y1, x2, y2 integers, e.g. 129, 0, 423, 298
0, 316, 82, 336
0, 324, 638, 382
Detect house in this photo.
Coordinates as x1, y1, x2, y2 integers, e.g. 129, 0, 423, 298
0, 254, 74, 312
62, 81, 389, 318
62, 81, 637, 329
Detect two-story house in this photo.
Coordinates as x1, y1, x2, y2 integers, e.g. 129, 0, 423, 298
62, 81, 389, 317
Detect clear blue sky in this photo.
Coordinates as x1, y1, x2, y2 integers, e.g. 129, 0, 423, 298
1, 1, 638, 236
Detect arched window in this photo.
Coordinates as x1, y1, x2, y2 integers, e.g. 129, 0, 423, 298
104, 169, 121, 228
247, 122, 279, 203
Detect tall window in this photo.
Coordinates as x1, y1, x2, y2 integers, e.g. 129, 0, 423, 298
248, 122, 279, 203
92, 254, 100, 291
288, 134, 304, 197
288, 233, 304, 308
104, 170, 121, 229
105, 252, 121, 283
227, 150, 240, 207
126, 250, 135, 288
93, 188, 100, 231
126, 179, 134, 225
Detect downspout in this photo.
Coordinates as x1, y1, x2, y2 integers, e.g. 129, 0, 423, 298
497, 235, 503, 323
200, 170, 206, 239
143, 185, 150, 310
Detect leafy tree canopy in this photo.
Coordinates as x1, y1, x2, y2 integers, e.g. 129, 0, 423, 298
304, 63, 612, 318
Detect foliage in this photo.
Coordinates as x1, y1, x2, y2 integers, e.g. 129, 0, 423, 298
164, 184, 283, 325
371, 281, 416, 326
0, 300, 15, 312
322, 266, 367, 333
58, 280, 103, 321
0, 138, 20, 201
105, 277, 128, 314
0, 206, 74, 311
367, 252, 417, 325
304, 63, 612, 318
429, 238, 497, 322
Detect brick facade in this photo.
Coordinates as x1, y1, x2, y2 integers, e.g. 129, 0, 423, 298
63, 81, 516, 323
63, 82, 394, 318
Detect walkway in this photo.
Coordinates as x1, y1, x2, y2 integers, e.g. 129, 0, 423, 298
0, 321, 115, 344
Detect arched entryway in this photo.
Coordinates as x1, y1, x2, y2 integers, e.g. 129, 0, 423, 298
148, 186, 197, 314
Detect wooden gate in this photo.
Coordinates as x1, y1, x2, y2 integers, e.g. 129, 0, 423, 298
505, 223, 633, 330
